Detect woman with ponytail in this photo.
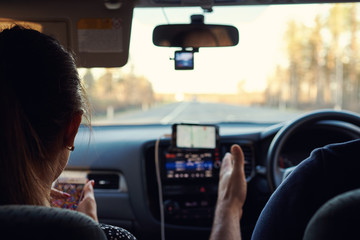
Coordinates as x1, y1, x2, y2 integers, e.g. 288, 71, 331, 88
0, 25, 136, 239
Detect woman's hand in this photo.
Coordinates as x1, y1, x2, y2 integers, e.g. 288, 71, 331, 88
77, 180, 98, 222
50, 188, 70, 199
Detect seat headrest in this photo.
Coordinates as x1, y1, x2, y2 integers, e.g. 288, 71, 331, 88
303, 189, 360, 240
0, 205, 107, 240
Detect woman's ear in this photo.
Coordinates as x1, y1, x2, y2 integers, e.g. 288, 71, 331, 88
64, 113, 82, 149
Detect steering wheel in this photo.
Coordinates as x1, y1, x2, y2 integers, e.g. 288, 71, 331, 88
266, 109, 360, 192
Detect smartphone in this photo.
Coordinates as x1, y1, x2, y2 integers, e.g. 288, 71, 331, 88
51, 176, 87, 210
175, 51, 194, 70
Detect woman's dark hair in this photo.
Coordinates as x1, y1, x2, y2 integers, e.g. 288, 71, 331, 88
0, 26, 90, 205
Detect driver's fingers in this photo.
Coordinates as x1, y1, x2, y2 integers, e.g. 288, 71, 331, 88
220, 152, 232, 176
231, 144, 245, 177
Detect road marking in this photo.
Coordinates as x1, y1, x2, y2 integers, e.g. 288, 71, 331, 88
160, 102, 190, 124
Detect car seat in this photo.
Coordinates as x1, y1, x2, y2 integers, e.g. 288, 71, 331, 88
303, 188, 360, 240
0, 205, 107, 240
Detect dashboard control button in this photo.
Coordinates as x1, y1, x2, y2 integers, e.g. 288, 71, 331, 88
164, 200, 180, 215
214, 161, 221, 169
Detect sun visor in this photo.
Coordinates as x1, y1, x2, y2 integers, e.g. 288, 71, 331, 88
0, 0, 134, 68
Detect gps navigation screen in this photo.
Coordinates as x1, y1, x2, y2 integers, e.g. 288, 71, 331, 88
176, 125, 216, 149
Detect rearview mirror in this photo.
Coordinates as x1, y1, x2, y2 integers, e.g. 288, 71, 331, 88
153, 16, 239, 48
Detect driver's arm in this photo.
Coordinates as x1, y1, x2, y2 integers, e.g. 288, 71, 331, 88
210, 144, 247, 240
251, 149, 326, 240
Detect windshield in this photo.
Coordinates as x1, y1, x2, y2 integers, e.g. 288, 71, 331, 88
79, 3, 360, 125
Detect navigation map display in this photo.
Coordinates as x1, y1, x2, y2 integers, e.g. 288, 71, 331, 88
175, 124, 216, 149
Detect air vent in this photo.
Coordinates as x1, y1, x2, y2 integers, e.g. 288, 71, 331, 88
241, 145, 255, 180
220, 142, 255, 181
87, 173, 120, 190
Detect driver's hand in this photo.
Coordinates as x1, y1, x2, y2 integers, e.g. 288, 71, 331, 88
210, 144, 247, 240
77, 180, 98, 222
217, 144, 247, 219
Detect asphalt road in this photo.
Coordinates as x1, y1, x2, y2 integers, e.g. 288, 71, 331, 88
93, 101, 303, 125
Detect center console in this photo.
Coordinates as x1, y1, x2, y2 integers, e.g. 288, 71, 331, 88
144, 124, 255, 228
161, 151, 220, 226
161, 124, 220, 226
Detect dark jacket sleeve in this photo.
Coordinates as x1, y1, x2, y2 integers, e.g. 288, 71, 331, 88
251, 139, 360, 240
251, 149, 326, 240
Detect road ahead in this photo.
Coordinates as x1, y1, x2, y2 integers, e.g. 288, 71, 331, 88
94, 101, 303, 125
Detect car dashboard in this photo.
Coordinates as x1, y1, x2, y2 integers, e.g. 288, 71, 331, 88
66, 120, 359, 240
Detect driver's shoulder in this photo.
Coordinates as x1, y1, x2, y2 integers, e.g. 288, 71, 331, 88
316, 139, 360, 183
290, 139, 360, 183
321, 139, 360, 160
